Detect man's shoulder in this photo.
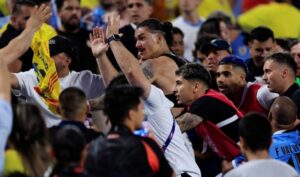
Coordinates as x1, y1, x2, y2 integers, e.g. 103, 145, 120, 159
172, 16, 183, 25
227, 159, 298, 177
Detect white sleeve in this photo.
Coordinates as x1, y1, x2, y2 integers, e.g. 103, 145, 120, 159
143, 85, 174, 116
257, 85, 278, 111
78, 71, 105, 99
14, 69, 38, 98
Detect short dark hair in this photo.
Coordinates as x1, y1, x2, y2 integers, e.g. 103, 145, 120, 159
207, 11, 232, 27
175, 63, 212, 87
239, 112, 272, 152
275, 38, 291, 52
198, 18, 224, 38
104, 85, 143, 127
172, 27, 184, 37
219, 55, 248, 74
106, 73, 129, 91
249, 26, 274, 43
137, 19, 174, 46
289, 39, 300, 50
266, 52, 297, 75
56, 0, 80, 10
52, 125, 85, 164
59, 87, 87, 119
12, 0, 35, 16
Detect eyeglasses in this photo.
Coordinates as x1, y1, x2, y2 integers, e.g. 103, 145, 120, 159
128, 2, 143, 8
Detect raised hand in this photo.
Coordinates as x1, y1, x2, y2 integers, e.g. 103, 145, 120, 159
26, 4, 52, 32
106, 12, 120, 38
90, 27, 109, 58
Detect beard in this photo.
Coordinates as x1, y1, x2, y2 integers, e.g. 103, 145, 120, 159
61, 19, 80, 32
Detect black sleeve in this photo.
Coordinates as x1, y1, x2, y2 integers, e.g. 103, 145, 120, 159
189, 96, 237, 124
292, 90, 300, 118
142, 138, 174, 177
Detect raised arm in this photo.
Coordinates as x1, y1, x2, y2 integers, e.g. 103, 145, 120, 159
0, 60, 11, 102
106, 13, 151, 98
0, 52, 12, 174
90, 27, 118, 87
0, 4, 51, 65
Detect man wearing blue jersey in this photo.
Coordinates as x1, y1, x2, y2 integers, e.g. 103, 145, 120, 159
269, 96, 300, 174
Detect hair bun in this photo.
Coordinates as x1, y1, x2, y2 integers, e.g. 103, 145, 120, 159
162, 21, 173, 32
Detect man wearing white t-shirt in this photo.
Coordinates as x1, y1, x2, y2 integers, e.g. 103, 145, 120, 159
172, 0, 204, 62
224, 112, 299, 177
89, 15, 201, 176
10, 35, 105, 127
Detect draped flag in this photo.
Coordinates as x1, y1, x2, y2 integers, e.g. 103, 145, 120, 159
30, 24, 59, 115
189, 89, 243, 161
0, 23, 59, 115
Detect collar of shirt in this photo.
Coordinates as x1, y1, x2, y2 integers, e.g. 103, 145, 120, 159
130, 23, 137, 30
282, 83, 299, 97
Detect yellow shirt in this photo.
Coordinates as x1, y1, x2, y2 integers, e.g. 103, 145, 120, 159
3, 149, 25, 175
0, 0, 8, 16
197, 0, 234, 20
238, 2, 300, 38
80, 0, 99, 9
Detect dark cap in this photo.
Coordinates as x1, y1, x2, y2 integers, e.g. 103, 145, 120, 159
201, 39, 232, 55
219, 55, 248, 73
49, 35, 78, 62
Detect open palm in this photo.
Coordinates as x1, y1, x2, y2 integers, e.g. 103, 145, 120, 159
26, 4, 52, 32
90, 27, 109, 58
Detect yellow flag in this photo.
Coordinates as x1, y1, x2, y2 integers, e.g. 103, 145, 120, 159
31, 24, 60, 115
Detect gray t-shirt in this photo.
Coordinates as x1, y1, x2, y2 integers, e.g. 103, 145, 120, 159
225, 159, 299, 177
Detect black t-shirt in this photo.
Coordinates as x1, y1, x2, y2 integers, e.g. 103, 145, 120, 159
188, 91, 240, 144
246, 58, 263, 82
283, 83, 300, 118
57, 29, 98, 74
0, 24, 33, 71
49, 120, 101, 144
85, 126, 173, 177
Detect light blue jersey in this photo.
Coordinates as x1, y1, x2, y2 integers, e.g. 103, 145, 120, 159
270, 130, 300, 174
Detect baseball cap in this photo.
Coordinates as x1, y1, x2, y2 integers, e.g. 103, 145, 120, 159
49, 35, 78, 62
219, 55, 248, 73
201, 39, 232, 55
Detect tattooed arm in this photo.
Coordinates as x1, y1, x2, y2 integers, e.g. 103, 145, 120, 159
176, 113, 203, 132
141, 60, 157, 83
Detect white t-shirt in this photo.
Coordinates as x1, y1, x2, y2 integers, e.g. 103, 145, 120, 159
225, 159, 299, 177
143, 85, 201, 177
172, 16, 204, 62
14, 69, 105, 127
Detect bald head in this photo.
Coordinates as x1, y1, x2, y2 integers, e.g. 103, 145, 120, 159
269, 96, 297, 131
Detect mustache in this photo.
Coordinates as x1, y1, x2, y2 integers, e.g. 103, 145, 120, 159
69, 15, 80, 20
